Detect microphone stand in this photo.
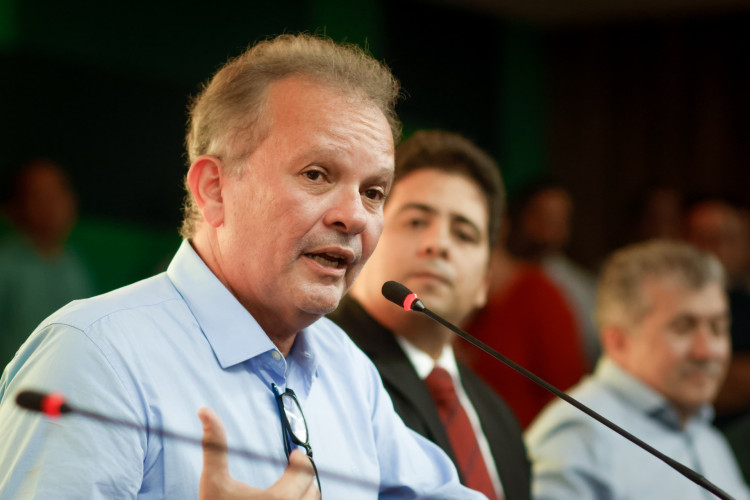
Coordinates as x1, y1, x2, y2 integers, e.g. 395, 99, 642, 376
15, 391, 380, 493
383, 281, 735, 500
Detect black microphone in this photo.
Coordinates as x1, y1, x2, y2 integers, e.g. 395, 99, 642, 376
17, 390, 72, 415
381, 280, 735, 500
14, 390, 379, 492
16, 390, 270, 461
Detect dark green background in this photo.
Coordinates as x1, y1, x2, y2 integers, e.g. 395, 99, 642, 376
0, 0, 546, 293
3, 0, 747, 291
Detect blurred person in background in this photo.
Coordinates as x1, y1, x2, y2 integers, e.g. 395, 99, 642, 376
0, 158, 92, 369
331, 130, 530, 500
526, 240, 749, 499
629, 184, 684, 243
456, 201, 587, 429
505, 180, 599, 369
684, 198, 750, 428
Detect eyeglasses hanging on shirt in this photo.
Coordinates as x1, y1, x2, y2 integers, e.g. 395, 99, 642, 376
272, 383, 322, 496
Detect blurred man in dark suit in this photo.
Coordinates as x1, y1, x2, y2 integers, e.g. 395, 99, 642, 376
330, 130, 531, 500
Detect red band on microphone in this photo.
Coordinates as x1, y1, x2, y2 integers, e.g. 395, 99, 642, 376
41, 392, 66, 418
403, 293, 419, 311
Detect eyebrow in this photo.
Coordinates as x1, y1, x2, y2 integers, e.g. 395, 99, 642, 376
296, 146, 394, 184
371, 164, 395, 185
670, 310, 731, 323
397, 203, 482, 235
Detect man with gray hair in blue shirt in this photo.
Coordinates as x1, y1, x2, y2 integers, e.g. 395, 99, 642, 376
0, 34, 485, 500
526, 239, 750, 499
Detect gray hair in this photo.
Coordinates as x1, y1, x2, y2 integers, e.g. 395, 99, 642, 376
595, 239, 725, 330
180, 33, 401, 239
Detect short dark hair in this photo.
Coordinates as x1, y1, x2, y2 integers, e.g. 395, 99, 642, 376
392, 130, 505, 247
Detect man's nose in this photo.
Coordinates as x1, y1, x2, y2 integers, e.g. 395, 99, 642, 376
690, 325, 725, 359
419, 223, 450, 259
324, 189, 368, 235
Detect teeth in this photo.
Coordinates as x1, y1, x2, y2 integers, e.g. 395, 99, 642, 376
310, 254, 342, 268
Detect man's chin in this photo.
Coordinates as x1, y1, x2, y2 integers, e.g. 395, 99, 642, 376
411, 273, 462, 298
406, 285, 452, 308
297, 282, 346, 316
673, 388, 718, 413
410, 295, 469, 325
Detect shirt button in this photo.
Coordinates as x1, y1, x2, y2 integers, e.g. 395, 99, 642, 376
272, 351, 282, 361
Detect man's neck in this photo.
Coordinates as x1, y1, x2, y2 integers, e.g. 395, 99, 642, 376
231, 289, 318, 357
672, 402, 703, 430
190, 235, 315, 357
267, 330, 298, 358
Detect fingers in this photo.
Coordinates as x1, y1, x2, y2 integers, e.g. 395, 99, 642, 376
198, 407, 230, 484
197, 408, 318, 500
270, 449, 320, 500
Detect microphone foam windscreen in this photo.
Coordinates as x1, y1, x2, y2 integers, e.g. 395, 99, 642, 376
16, 390, 46, 412
381, 281, 412, 306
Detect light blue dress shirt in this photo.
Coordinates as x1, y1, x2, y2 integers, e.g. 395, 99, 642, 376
525, 357, 750, 500
0, 241, 483, 499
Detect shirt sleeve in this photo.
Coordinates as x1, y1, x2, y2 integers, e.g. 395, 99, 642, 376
0, 323, 146, 499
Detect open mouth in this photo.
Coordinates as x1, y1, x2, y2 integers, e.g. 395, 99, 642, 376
306, 252, 347, 269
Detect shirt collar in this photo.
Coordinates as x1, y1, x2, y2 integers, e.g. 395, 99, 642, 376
166, 240, 277, 369
597, 357, 714, 429
396, 336, 460, 380
285, 325, 320, 397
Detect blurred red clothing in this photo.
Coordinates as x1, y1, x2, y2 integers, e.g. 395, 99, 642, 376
456, 264, 587, 429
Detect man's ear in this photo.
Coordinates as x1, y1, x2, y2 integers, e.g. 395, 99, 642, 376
187, 155, 224, 228
473, 273, 491, 310
601, 324, 630, 362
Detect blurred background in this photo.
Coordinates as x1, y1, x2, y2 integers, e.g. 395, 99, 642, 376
1, 0, 749, 292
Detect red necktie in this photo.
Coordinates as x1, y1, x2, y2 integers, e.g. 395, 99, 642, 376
425, 366, 499, 500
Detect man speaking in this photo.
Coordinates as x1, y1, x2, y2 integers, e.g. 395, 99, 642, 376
0, 34, 483, 499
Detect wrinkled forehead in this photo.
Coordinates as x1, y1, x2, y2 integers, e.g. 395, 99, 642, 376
265, 75, 395, 137
224, 76, 394, 169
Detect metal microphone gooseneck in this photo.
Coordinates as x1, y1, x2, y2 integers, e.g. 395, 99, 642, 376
381, 280, 734, 500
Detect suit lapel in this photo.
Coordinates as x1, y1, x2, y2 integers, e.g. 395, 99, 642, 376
329, 297, 459, 466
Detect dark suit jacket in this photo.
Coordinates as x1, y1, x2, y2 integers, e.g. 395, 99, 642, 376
329, 296, 531, 500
